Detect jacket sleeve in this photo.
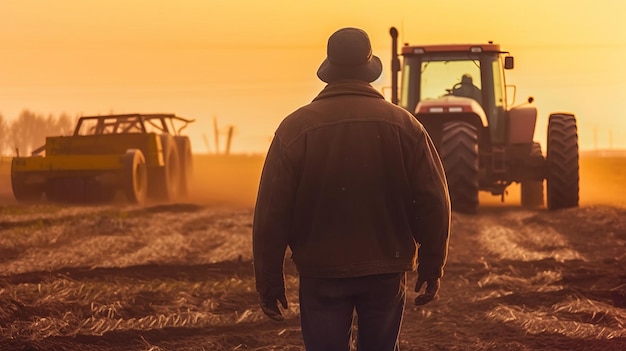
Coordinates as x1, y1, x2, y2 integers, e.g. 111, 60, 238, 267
252, 135, 297, 296
408, 127, 451, 280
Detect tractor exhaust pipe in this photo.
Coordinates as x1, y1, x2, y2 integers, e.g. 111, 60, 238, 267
390, 27, 400, 105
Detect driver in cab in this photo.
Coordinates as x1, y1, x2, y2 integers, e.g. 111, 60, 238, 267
451, 73, 482, 104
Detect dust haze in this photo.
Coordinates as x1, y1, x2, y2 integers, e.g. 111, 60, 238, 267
185, 154, 265, 208
1, 153, 624, 208
184, 153, 626, 210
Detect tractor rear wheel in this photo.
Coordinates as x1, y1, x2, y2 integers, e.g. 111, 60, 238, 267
521, 142, 545, 208
123, 149, 148, 204
441, 121, 479, 214
148, 135, 181, 201
546, 113, 579, 210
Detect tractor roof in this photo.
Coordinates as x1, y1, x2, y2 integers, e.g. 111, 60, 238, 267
401, 43, 508, 55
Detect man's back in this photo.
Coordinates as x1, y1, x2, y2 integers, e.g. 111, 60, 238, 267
271, 80, 438, 278
252, 27, 450, 351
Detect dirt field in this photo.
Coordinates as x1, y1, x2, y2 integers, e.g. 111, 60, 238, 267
0, 154, 625, 350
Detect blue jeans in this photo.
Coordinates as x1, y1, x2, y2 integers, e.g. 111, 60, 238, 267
299, 272, 406, 351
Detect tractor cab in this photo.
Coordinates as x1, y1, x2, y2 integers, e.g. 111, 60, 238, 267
395, 42, 514, 146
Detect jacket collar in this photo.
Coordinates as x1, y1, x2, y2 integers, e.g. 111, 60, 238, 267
312, 80, 385, 102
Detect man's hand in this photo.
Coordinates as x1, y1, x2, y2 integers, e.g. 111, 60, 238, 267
259, 290, 288, 321
414, 277, 440, 306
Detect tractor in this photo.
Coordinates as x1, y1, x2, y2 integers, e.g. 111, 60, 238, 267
389, 27, 579, 213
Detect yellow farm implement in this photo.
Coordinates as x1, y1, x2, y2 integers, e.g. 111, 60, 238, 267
11, 114, 194, 204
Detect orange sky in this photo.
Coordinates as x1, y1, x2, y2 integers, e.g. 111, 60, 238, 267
2, 0, 625, 154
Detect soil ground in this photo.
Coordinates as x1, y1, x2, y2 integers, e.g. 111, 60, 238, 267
0, 154, 624, 350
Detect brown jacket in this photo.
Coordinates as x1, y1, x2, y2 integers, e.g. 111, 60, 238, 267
253, 80, 450, 294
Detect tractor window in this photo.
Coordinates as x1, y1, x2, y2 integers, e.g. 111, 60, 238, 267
400, 56, 422, 112
420, 59, 482, 105
492, 59, 506, 109
490, 58, 507, 143
401, 65, 411, 109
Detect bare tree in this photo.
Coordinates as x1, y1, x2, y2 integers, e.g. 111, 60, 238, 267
56, 113, 75, 135
9, 110, 48, 156
7, 111, 77, 156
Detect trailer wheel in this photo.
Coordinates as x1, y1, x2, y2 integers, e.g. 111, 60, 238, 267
149, 135, 181, 201
123, 149, 148, 204
521, 142, 545, 208
546, 113, 579, 210
175, 136, 193, 197
441, 121, 479, 214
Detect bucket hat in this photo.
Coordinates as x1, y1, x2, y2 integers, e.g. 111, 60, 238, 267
317, 27, 382, 83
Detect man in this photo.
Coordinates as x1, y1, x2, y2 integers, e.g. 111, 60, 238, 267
451, 73, 482, 104
253, 27, 450, 351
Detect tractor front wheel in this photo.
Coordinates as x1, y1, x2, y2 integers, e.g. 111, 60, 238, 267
546, 113, 579, 210
441, 121, 479, 214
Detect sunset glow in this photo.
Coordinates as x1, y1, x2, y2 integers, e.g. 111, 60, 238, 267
2, 0, 625, 153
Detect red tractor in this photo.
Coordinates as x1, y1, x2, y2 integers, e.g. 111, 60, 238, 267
389, 27, 579, 213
